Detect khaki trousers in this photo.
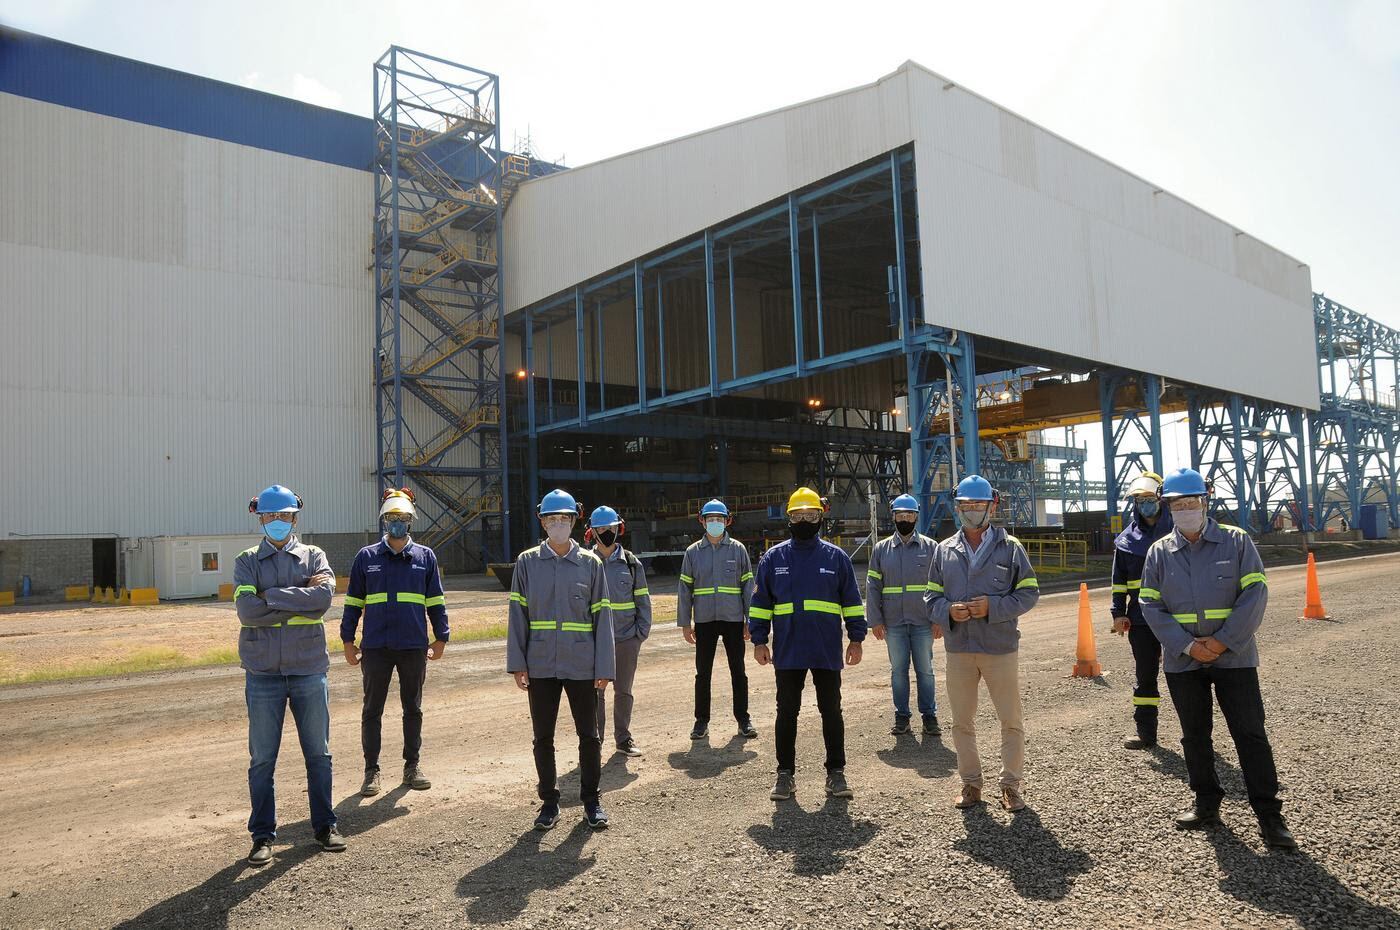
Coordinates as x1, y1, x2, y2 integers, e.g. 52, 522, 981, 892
944, 649, 1024, 789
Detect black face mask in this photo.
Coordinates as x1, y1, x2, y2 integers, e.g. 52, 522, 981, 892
788, 521, 820, 541
894, 520, 917, 536
596, 529, 618, 547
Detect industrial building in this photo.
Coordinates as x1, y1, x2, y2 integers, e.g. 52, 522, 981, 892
1, 31, 1395, 597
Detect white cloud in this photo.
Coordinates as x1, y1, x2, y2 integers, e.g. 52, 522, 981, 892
290, 72, 343, 110
1346, 0, 1400, 65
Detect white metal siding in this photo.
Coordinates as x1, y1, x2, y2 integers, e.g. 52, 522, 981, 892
0, 93, 377, 538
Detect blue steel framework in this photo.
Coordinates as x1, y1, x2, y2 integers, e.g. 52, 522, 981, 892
373, 48, 521, 565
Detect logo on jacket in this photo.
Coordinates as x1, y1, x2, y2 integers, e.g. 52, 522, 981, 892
366, 565, 382, 573
819, 567, 835, 575
775, 566, 789, 575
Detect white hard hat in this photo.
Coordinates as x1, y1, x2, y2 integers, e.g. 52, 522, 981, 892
1125, 473, 1163, 498
379, 493, 417, 519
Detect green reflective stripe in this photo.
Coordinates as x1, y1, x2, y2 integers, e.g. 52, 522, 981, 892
365, 592, 389, 605
1112, 584, 1129, 594
928, 582, 945, 593
242, 622, 282, 628
867, 570, 883, 581
679, 573, 694, 585
1239, 573, 1267, 590
509, 592, 528, 606
1132, 696, 1161, 706
1172, 613, 1199, 624
343, 595, 366, 608
717, 586, 743, 595
749, 606, 774, 620
610, 601, 636, 611
425, 595, 445, 607
397, 592, 427, 605
773, 603, 795, 615
561, 622, 593, 632
287, 616, 323, 626
1139, 587, 1161, 601
740, 572, 754, 582
1203, 608, 1233, 620
1126, 580, 1142, 589
529, 621, 557, 630
633, 588, 650, 597
590, 600, 608, 614
906, 583, 928, 592
882, 586, 905, 595
234, 585, 258, 600
842, 605, 864, 618
693, 587, 717, 596
1015, 578, 1039, 590
804, 600, 843, 616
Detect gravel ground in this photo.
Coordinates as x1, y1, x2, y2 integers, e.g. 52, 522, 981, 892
0, 554, 1397, 929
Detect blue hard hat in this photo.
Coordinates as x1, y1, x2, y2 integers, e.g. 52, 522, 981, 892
890, 493, 919, 513
699, 499, 730, 517
255, 485, 302, 513
954, 475, 995, 502
1160, 467, 1208, 499
538, 488, 579, 515
589, 505, 621, 528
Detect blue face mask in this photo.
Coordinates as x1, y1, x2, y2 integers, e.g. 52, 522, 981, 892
705, 520, 726, 538
264, 519, 293, 542
386, 520, 410, 539
1136, 499, 1160, 519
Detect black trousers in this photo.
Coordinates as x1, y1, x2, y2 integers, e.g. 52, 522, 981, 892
774, 668, 845, 773
1128, 624, 1162, 741
360, 647, 427, 769
527, 677, 602, 804
694, 621, 749, 724
1164, 666, 1282, 816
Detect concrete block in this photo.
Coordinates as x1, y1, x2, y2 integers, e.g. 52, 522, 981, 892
0, 591, 13, 607
65, 585, 90, 601
218, 583, 235, 601
130, 588, 159, 606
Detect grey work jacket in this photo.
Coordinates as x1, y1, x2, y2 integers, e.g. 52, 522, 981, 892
595, 544, 652, 642
506, 540, 615, 681
233, 536, 335, 676
926, 526, 1039, 655
1140, 520, 1268, 674
676, 535, 753, 626
866, 531, 937, 628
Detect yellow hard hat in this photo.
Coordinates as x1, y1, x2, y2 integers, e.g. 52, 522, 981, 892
786, 487, 824, 514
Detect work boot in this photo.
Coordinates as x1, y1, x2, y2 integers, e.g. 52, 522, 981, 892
618, 738, 644, 757
1258, 814, 1298, 851
1122, 735, 1157, 750
890, 715, 912, 736
534, 802, 560, 831
770, 770, 796, 801
737, 718, 759, 739
403, 763, 431, 790
1174, 799, 1222, 830
954, 785, 982, 809
922, 714, 941, 736
247, 838, 273, 866
314, 827, 347, 852
825, 768, 854, 799
584, 800, 609, 829
360, 767, 382, 797
1000, 786, 1026, 812
690, 721, 709, 740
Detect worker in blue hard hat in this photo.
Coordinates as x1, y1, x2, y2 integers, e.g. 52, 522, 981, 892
586, 505, 651, 758
1108, 472, 1173, 750
234, 484, 341, 864
677, 498, 758, 741
867, 492, 941, 737
506, 489, 614, 832
1139, 467, 1295, 849
926, 474, 1039, 813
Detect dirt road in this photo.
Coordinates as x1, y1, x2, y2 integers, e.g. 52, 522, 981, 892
1, 554, 1398, 929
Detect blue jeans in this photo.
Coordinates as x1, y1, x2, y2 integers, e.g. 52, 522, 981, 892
885, 623, 937, 717
246, 671, 335, 841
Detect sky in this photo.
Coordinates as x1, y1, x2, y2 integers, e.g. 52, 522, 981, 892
3, 0, 1397, 488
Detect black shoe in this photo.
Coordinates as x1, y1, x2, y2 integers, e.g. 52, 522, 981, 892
1123, 736, 1157, 750
922, 714, 941, 736
403, 763, 431, 790
617, 738, 644, 757
770, 770, 795, 801
690, 722, 709, 740
1174, 802, 1222, 830
534, 802, 560, 831
247, 838, 273, 866
825, 768, 854, 799
1259, 814, 1297, 851
584, 801, 609, 829
737, 720, 759, 739
890, 715, 912, 736
314, 827, 347, 852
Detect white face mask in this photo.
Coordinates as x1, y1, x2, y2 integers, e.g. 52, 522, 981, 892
957, 508, 990, 531
544, 522, 573, 546
705, 520, 726, 538
1174, 508, 1206, 535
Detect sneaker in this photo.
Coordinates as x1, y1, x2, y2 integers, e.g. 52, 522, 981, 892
403, 763, 431, 791
890, 716, 912, 736
954, 785, 982, 809
584, 801, 609, 829
1000, 786, 1026, 812
770, 770, 796, 801
825, 768, 854, 799
247, 838, 273, 866
690, 722, 709, 740
360, 768, 382, 797
922, 714, 941, 736
534, 802, 561, 831
617, 738, 644, 757
737, 719, 759, 739
314, 827, 347, 852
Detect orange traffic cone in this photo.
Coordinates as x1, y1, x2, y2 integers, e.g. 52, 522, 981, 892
1071, 582, 1102, 677
1301, 552, 1330, 620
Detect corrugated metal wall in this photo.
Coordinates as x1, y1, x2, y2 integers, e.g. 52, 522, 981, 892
0, 93, 376, 537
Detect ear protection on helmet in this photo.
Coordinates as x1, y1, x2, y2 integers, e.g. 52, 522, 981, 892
248, 492, 305, 514
381, 487, 416, 503
583, 518, 626, 545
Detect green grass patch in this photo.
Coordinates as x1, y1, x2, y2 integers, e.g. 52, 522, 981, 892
0, 645, 241, 686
